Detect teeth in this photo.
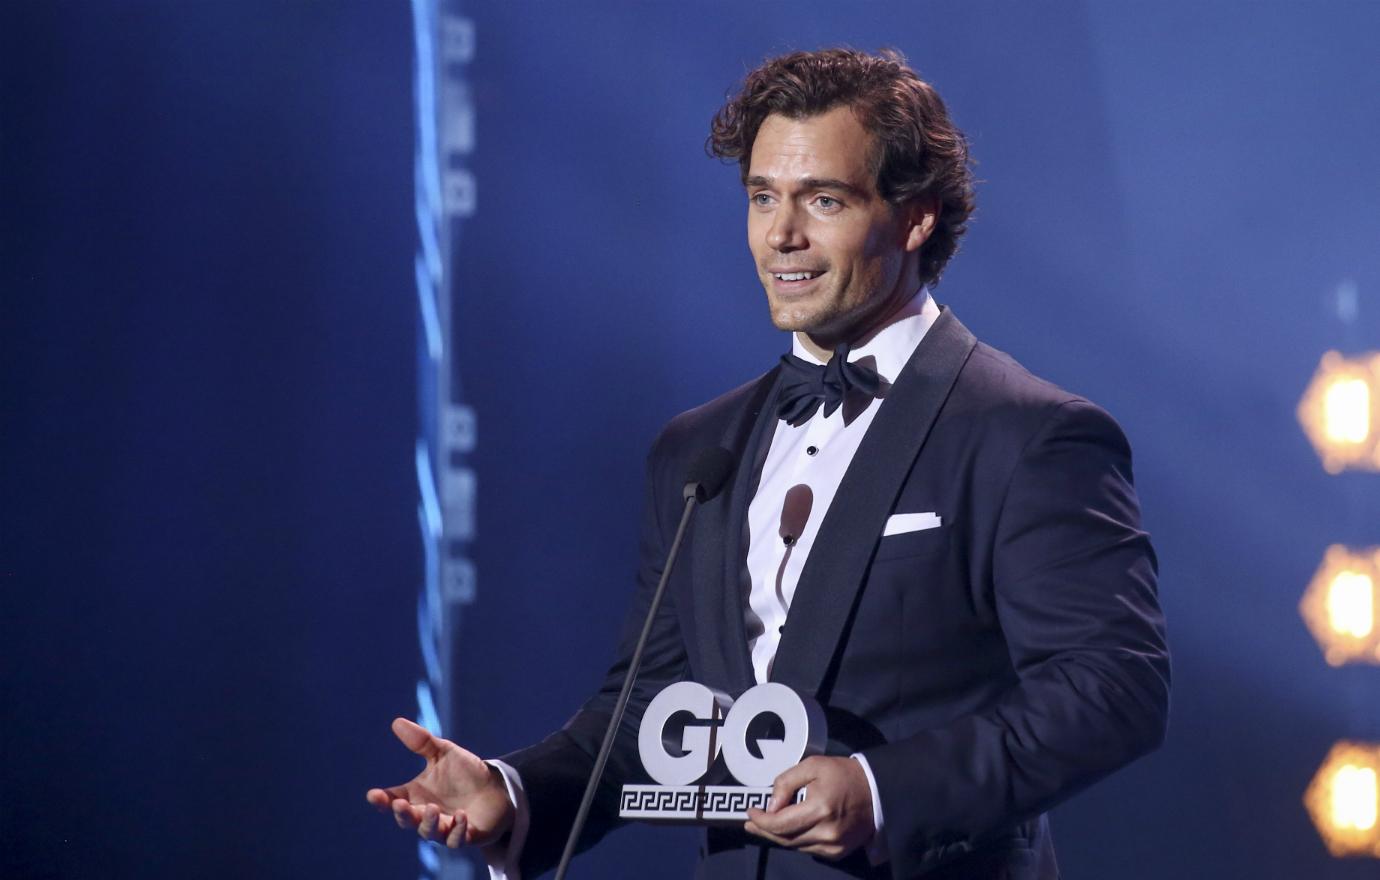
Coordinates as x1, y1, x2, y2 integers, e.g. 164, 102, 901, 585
774, 272, 819, 281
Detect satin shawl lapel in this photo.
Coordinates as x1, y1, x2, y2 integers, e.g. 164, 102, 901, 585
690, 367, 782, 694
770, 309, 978, 696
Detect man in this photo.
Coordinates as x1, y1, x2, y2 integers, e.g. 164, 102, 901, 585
368, 48, 1170, 879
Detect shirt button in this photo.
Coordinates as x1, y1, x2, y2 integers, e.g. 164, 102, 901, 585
806, 445, 818, 456
778, 625, 786, 634
782, 534, 796, 547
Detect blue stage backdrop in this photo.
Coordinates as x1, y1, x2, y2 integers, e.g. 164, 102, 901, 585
5, 3, 1380, 879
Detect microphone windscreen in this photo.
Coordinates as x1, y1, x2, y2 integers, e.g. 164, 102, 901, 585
683, 447, 736, 503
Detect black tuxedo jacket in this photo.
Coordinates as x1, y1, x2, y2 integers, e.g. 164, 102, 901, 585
503, 308, 1170, 879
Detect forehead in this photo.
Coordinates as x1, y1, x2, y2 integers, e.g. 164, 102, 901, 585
747, 106, 878, 187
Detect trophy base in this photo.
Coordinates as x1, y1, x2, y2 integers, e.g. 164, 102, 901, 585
619, 784, 784, 824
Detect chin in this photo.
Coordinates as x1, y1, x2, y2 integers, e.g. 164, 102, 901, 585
768, 306, 813, 333
764, 297, 815, 330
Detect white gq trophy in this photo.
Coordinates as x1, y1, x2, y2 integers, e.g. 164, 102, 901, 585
619, 681, 828, 823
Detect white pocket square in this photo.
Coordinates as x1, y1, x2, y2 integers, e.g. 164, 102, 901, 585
883, 512, 942, 536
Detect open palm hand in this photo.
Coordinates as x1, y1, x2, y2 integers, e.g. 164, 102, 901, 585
366, 717, 515, 848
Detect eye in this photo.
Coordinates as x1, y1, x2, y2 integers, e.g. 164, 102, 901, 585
750, 192, 774, 207
814, 195, 842, 211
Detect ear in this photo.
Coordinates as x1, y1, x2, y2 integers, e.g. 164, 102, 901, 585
903, 198, 939, 253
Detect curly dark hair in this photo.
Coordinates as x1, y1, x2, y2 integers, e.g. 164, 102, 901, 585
708, 48, 975, 289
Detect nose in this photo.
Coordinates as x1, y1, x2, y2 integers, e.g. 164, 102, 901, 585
766, 202, 806, 252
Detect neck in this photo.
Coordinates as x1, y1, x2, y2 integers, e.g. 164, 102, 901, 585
795, 286, 928, 361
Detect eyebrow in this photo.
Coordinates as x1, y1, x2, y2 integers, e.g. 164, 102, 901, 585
745, 175, 869, 199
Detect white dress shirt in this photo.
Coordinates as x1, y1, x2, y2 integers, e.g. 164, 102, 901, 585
745, 290, 939, 684
486, 289, 940, 878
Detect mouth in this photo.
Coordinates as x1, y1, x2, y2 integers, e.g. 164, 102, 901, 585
767, 269, 825, 293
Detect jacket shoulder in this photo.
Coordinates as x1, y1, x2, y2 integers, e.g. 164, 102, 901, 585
959, 340, 1114, 419
651, 371, 774, 458
946, 341, 1134, 470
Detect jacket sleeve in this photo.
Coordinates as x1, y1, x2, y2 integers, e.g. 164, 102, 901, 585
497, 432, 692, 879
862, 399, 1170, 878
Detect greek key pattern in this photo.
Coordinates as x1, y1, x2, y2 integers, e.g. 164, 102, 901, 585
620, 785, 774, 822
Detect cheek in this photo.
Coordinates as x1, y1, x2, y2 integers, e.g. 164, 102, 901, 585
863, 222, 901, 258
846, 225, 892, 265
746, 212, 775, 246
860, 232, 905, 277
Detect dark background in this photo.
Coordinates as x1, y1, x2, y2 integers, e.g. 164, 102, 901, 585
5, 2, 1380, 878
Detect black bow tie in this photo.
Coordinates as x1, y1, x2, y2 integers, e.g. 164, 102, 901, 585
776, 344, 882, 425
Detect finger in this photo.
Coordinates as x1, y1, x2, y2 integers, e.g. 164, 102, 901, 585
768, 760, 818, 811
747, 802, 819, 838
418, 803, 441, 841
745, 816, 833, 852
446, 812, 468, 849
367, 786, 410, 810
744, 819, 794, 849
392, 798, 415, 830
744, 819, 774, 844
366, 788, 391, 810
391, 717, 443, 760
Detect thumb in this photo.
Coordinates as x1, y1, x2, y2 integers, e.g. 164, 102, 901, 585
768, 760, 816, 812
391, 717, 443, 761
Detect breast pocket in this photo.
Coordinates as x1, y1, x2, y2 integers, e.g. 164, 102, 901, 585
873, 524, 950, 561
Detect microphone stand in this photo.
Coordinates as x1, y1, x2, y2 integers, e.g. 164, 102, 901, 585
551, 489, 703, 880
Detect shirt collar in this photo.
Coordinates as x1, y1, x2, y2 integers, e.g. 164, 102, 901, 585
790, 288, 941, 384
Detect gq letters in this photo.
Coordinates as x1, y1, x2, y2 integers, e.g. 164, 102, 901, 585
619, 681, 827, 823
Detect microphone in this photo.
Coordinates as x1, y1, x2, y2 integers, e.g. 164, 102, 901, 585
553, 447, 737, 880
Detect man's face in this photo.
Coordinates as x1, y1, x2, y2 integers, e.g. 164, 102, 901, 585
746, 106, 932, 347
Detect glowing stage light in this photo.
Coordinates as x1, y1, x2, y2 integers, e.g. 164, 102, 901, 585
1305, 741, 1380, 858
1301, 546, 1380, 666
1298, 351, 1380, 473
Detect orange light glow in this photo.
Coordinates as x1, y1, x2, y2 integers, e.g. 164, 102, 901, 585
1300, 547, 1380, 666
1305, 742, 1380, 858
1298, 351, 1380, 473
